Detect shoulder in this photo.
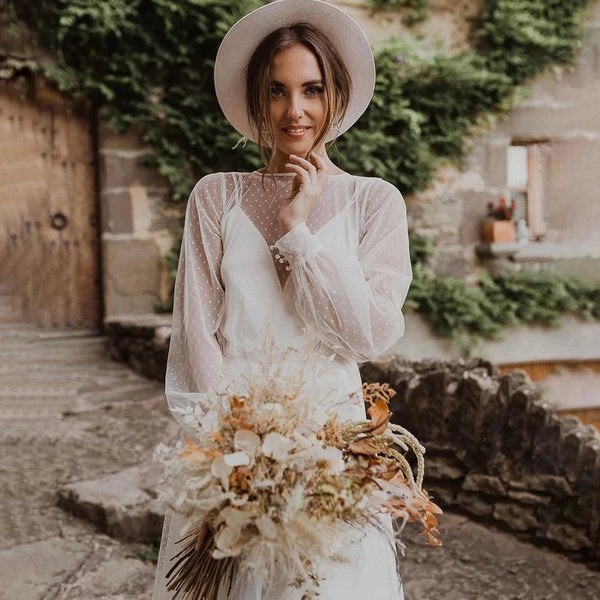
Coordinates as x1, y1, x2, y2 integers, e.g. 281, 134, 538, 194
351, 176, 406, 217
190, 171, 249, 210
191, 172, 231, 196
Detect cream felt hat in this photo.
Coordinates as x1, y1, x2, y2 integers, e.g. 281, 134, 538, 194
214, 0, 375, 144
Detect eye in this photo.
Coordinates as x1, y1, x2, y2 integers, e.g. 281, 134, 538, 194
306, 86, 324, 96
270, 85, 284, 98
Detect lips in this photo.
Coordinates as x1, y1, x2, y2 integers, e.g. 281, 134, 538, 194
282, 126, 311, 137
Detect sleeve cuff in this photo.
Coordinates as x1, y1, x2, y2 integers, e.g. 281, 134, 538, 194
274, 222, 322, 264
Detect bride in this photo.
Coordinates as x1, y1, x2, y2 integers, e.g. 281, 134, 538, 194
152, 0, 412, 598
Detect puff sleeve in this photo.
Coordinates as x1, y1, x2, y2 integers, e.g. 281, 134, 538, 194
274, 178, 411, 362
164, 175, 225, 427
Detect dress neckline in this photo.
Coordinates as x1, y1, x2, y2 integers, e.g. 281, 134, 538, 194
247, 170, 352, 178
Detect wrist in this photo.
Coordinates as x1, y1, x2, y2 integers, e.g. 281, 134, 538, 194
279, 216, 305, 234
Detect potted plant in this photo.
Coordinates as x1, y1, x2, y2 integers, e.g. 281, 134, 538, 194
482, 197, 517, 243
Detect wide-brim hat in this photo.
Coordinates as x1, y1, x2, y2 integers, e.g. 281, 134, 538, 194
214, 0, 375, 144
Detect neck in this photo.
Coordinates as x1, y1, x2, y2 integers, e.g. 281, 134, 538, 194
266, 147, 342, 175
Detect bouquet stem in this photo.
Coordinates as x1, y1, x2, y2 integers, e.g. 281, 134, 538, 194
166, 523, 237, 600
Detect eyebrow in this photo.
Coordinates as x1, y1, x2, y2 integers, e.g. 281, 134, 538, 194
270, 79, 324, 87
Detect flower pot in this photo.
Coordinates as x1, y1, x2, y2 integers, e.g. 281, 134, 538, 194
482, 219, 516, 243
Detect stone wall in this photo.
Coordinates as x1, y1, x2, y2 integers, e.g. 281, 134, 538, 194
98, 121, 183, 317
362, 357, 600, 563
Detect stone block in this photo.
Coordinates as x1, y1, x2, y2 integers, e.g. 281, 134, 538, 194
100, 149, 167, 190
493, 502, 538, 532
530, 413, 561, 475
498, 370, 531, 401
103, 237, 162, 316
101, 189, 134, 234
425, 483, 457, 508
462, 473, 507, 496
424, 455, 466, 481
507, 490, 551, 506
456, 492, 494, 518
454, 373, 494, 463
560, 428, 589, 483
577, 440, 600, 490
563, 495, 595, 527
519, 474, 573, 496
527, 401, 557, 473
479, 391, 507, 469
57, 463, 164, 544
502, 388, 537, 466
545, 523, 592, 552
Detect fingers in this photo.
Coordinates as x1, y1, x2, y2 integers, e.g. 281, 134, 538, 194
287, 153, 318, 176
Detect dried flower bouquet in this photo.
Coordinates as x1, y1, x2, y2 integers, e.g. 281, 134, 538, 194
155, 357, 442, 599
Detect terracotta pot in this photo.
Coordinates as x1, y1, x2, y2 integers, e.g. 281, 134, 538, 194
482, 219, 516, 243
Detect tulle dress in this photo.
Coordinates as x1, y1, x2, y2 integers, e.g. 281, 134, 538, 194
152, 170, 412, 600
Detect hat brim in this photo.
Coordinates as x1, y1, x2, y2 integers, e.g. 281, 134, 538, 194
214, 0, 375, 144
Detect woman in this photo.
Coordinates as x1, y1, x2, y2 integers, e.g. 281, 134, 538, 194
153, 1, 412, 598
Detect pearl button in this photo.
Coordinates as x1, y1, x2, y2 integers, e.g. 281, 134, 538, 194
269, 245, 275, 251
275, 253, 281, 259
278, 258, 284, 263
285, 265, 291, 271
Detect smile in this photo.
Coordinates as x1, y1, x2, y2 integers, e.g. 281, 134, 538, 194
283, 127, 310, 136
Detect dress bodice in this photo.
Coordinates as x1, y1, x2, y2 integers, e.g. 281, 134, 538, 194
164, 171, 412, 428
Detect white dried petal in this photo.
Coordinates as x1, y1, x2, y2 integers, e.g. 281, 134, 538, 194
223, 451, 250, 467
221, 506, 253, 529
214, 525, 242, 555
234, 430, 261, 454
262, 432, 294, 460
315, 446, 345, 473
211, 456, 232, 490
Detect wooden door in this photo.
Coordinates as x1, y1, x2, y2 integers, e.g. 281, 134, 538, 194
0, 83, 101, 330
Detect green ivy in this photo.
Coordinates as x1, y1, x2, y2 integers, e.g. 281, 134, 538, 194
366, 0, 431, 24
8, 0, 596, 198
406, 232, 600, 340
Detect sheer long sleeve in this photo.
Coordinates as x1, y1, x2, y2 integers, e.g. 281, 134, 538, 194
274, 178, 411, 363
165, 175, 225, 427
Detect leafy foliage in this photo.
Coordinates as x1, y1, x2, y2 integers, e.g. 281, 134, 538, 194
366, 0, 431, 24
406, 233, 600, 339
478, 0, 594, 85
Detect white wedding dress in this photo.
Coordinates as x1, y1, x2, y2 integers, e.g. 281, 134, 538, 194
152, 170, 412, 600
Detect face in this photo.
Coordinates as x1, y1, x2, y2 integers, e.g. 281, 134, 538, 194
268, 44, 328, 166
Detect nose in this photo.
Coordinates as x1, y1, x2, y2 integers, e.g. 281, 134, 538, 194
286, 94, 304, 120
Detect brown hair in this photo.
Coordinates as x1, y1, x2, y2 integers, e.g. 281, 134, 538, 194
245, 22, 351, 170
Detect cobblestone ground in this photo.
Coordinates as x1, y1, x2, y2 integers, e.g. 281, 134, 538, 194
1, 308, 600, 598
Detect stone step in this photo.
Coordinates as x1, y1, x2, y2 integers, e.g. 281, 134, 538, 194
57, 463, 164, 544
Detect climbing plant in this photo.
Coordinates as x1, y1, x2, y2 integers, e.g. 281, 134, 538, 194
366, 0, 431, 24
7, 0, 597, 197
407, 231, 600, 340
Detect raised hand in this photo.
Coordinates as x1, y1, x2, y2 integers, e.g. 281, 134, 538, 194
278, 152, 329, 233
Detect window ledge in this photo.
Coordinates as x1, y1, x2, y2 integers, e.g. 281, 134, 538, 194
476, 242, 561, 262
